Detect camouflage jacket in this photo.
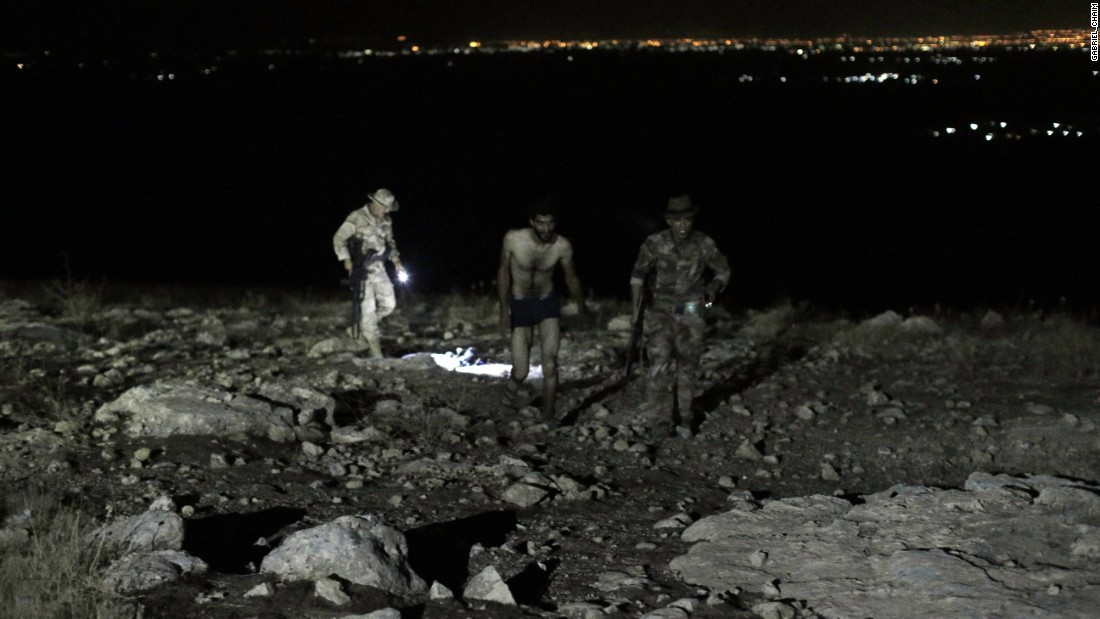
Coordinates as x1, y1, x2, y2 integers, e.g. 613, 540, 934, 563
332, 206, 400, 267
630, 229, 730, 303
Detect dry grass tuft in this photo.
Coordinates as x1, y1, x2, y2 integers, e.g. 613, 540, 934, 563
0, 492, 136, 618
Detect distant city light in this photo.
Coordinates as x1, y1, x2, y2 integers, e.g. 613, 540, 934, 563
397, 35, 407, 42
985, 134, 994, 141
999, 122, 1007, 128
1052, 122, 1061, 128
468, 41, 481, 48
970, 123, 979, 130
946, 127, 956, 134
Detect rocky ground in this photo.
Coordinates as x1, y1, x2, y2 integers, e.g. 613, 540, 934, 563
2, 289, 1099, 618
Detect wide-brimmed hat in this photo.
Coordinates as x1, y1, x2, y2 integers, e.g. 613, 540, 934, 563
664, 195, 698, 218
368, 188, 399, 211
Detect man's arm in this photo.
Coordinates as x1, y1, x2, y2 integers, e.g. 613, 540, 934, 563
333, 219, 357, 271
704, 238, 731, 303
559, 239, 585, 315
497, 232, 514, 333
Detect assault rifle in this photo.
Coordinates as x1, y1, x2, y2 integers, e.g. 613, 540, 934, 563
345, 237, 391, 338
623, 272, 652, 384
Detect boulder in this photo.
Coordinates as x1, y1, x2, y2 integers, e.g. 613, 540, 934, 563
95, 380, 296, 441
102, 550, 208, 595
671, 473, 1100, 618
260, 514, 426, 596
94, 506, 184, 553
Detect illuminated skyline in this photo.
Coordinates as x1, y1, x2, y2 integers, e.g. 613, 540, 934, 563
1, 0, 1087, 53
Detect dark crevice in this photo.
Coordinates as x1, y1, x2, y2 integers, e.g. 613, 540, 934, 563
183, 507, 307, 573
405, 510, 518, 592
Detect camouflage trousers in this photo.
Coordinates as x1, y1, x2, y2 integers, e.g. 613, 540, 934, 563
643, 307, 705, 422
352, 273, 396, 353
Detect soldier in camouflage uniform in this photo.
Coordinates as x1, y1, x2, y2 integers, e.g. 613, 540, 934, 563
630, 195, 730, 438
332, 188, 408, 358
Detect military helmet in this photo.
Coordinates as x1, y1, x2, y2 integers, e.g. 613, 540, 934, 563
368, 188, 399, 211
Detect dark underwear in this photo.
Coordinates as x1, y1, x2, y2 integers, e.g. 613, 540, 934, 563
510, 294, 561, 329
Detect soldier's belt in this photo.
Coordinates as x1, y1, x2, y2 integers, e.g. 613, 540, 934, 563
650, 298, 705, 315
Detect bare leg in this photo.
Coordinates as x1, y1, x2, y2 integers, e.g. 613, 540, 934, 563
508, 326, 534, 400
538, 318, 561, 420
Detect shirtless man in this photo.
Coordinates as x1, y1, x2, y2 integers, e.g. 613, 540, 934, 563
497, 202, 585, 421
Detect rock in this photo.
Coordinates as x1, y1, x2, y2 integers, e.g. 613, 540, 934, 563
308, 337, 370, 357
95, 380, 296, 442
338, 610, 401, 619
794, 405, 815, 421
315, 577, 350, 606
735, 439, 763, 461
640, 608, 689, 619
553, 474, 587, 497
429, 581, 454, 599
751, 601, 797, 619
244, 583, 274, 598
260, 514, 426, 596
558, 601, 609, 618
463, 566, 515, 605
863, 311, 902, 328
1025, 402, 1055, 416
900, 316, 942, 334
979, 310, 1005, 329
607, 315, 633, 331
654, 513, 694, 529
256, 383, 336, 427
672, 473, 1100, 618
593, 570, 654, 592
501, 482, 551, 508
331, 426, 389, 444
195, 317, 227, 346
866, 390, 891, 406
102, 550, 208, 595
94, 506, 184, 552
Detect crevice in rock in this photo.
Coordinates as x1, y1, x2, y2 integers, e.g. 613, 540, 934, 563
405, 509, 518, 592
331, 389, 383, 426
183, 507, 307, 573
506, 558, 559, 607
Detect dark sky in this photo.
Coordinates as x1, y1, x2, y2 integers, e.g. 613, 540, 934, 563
1, 0, 1086, 52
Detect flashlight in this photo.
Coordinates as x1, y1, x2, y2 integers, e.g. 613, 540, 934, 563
398, 271, 410, 284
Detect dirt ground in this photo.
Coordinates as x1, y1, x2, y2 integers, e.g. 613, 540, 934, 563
2, 291, 1098, 618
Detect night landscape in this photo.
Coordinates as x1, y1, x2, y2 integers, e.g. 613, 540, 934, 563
2, 1, 1099, 617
